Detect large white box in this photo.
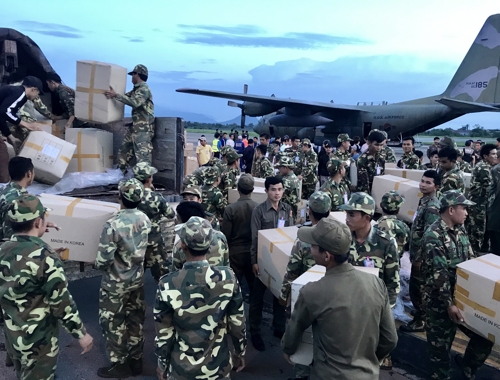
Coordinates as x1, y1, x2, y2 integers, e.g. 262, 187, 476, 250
75, 60, 127, 123
330, 211, 376, 226
228, 187, 268, 204
290, 264, 379, 365
236, 175, 302, 199
65, 128, 113, 173
40, 194, 120, 263
385, 168, 425, 182
19, 131, 76, 185
257, 226, 298, 299
372, 175, 422, 223
454, 254, 500, 344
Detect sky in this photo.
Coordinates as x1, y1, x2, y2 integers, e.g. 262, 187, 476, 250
4, 0, 500, 128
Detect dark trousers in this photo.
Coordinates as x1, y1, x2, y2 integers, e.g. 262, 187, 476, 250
249, 279, 286, 335
230, 252, 254, 292
486, 229, 500, 255
0, 142, 10, 183
409, 263, 425, 321
214, 152, 220, 158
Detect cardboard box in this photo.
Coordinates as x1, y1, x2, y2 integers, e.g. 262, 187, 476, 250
454, 254, 500, 343
371, 175, 422, 223
290, 264, 379, 365
385, 168, 425, 182
75, 60, 127, 123
19, 131, 76, 185
39, 121, 66, 139
296, 200, 308, 225
184, 156, 198, 177
228, 187, 268, 204
236, 175, 302, 199
330, 211, 376, 226
184, 142, 194, 157
40, 194, 120, 263
385, 163, 397, 169
464, 172, 471, 190
257, 226, 298, 298
65, 128, 113, 173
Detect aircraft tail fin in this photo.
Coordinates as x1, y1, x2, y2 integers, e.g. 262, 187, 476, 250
442, 14, 500, 104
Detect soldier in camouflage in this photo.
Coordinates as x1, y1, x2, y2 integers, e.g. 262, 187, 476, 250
219, 150, 242, 202
401, 170, 441, 334
182, 166, 207, 189
438, 147, 465, 193
0, 194, 93, 380
397, 137, 420, 169
296, 138, 318, 199
10, 97, 57, 141
423, 191, 493, 380
172, 202, 229, 272
467, 144, 497, 254
132, 162, 175, 282
253, 144, 274, 178
332, 133, 352, 187
95, 179, 152, 378
378, 130, 397, 163
456, 150, 472, 174
180, 186, 220, 231
285, 136, 301, 164
320, 157, 350, 211
154, 216, 246, 380
105, 64, 155, 173
357, 130, 386, 193
201, 166, 227, 220
275, 156, 301, 219
207, 156, 225, 175
376, 190, 410, 258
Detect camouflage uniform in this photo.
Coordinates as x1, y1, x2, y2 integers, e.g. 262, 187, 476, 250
441, 166, 465, 193
115, 64, 155, 172
356, 151, 385, 193
296, 139, 318, 199
284, 146, 300, 164
397, 152, 420, 169
320, 158, 350, 211
201, 167, 227, 219
340, 193, 400, 306
423, 191, 493, 380
467, 160, 492, 254
381, 145, 397, 163
182, 167, 206, 189
218, 150, 241, 201
253, 156, 274, 178
180, 186, 221, 231
207, 156, 225, 175
0, 182, 27, 240
154, 217, 246, 380
332, 133, 352, 187
95, 179, 152, 365
457, 160, 472, 174
276, 156, 301, 218
133, 163, 175, 282
376, 190, 410, 258
13, 97, 53, 141
0, 195, 87, 380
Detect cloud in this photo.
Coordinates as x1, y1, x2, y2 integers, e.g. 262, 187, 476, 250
152, 28, 162, 32
177, 24, 369, 49
151, 70, 214, 82
200, 58, 217, 64
15, 20, 84, 38
122, 36, 144, 43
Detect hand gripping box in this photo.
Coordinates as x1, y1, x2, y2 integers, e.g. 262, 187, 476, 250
19, 131, 76, 185
290, 264, 379, 365
75, 60, 127, 123
65, 128, 113, 173
371, 175, 422, 223
257, 226, 298, 299
454, 254, 500, 343
39, 194, 120, 263
228, 187, 268, 204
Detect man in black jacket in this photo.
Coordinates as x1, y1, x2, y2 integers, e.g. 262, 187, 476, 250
318, 140, 333, 186
242, 138, 255, 174
0, 76, 45, 182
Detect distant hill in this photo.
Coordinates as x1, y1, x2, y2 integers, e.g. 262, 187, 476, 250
153, 105, 217, 123
219, 115, 260, 126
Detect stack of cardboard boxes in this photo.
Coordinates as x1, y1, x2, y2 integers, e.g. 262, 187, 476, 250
184, 142, 198, 177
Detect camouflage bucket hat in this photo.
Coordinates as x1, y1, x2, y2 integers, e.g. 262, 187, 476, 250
203, 166, 220, 183
181, 185, 202, 198
309, 191, 331, 213
337, 133, 351, 143
298, 216, 352, 255
327, 158, 343, 176
439, 190, 475, 209
381, 190, 405, 212
175, 216, 213, 251
439, 137, 458, 150
238, 174, 254, 191
339, 192, 376, 216
302, 138, 312, 147
128, 64, 148, 76
120, 178, 144, 203
225, 150, 242, 163
275, 156, 295, 168
7, 194, 51, 223
133, 162, 158, 181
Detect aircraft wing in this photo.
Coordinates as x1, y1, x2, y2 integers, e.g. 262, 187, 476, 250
436, 98, 500, 113
176, 88, 369, 114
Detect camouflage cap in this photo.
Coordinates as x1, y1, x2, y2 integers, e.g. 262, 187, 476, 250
275, 156, 296, 168
133, 162, 158, 181
337, 133, 351, 143
327, 158, 343, 176
298, 216, 352, 255
302, 138, 312, 146
238, 174, 254, 191
220, 145, 235, 156
225, 150, 242, 163
439, 190, 475, 209
203, 166, 220, 183
175, 216, 213, 251
369, 129, 388, 139
309, 191, 332, 213
181, 185, 202, 198
120, 178, 144, 203
381, 190, 405, 212
128, 64, 148, 76
339, 192, 376, 216
439, 137, 458, 150
7, 194, 51, 223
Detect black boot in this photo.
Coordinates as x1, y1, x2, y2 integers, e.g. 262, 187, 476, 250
128, 357, 143, 375
97, 362, 132, 378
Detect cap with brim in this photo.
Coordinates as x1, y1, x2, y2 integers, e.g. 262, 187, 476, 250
238, 174, 254, 191
309, 191, 331, 213
181, 185, 202, 198
133, 162, 158, 181
175, 216, 213, 250
275, 156, 296, 168
7, 194, 51, 223
23, 76, 44, 95
200, 137, 207, 141
128, 64, 148, 76
120, 178, 144, 203
226, 150, 242, 162
339, 192, 375, 216
439, 190, 475, 208
298, 216, 352, 255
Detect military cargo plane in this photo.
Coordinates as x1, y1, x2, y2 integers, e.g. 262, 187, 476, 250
177, 14, 500, 146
